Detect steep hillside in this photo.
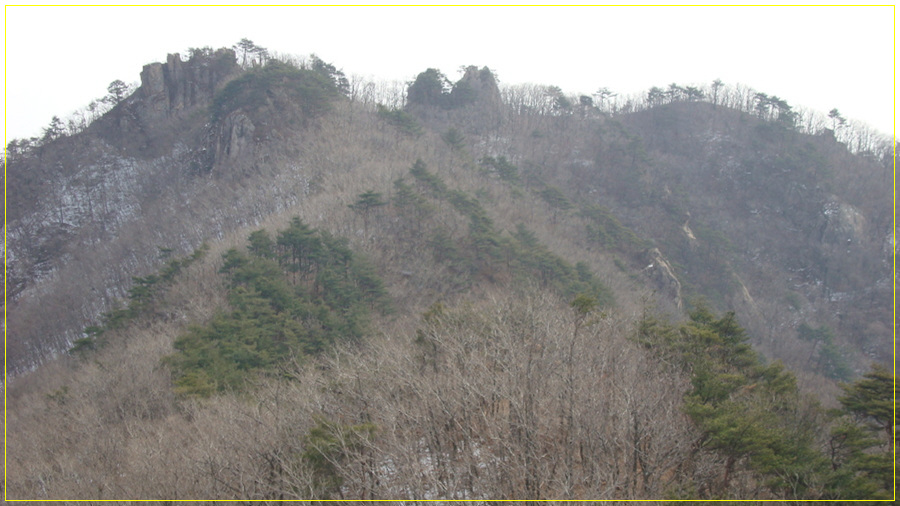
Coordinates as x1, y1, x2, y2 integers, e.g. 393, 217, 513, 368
5, 50, 344, 371
534, 100, 895, 378
3, 47, 895, 501
617, 102, 893, 368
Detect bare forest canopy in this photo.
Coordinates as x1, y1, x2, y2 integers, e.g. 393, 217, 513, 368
3, 41, 896, 501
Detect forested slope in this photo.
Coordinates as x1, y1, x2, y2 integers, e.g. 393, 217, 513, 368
3, 45, 895, 501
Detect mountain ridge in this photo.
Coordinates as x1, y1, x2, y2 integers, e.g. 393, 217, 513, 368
4, 47, 894, 377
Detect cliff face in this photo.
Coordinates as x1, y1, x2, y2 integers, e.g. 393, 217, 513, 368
7, 50, 239, 281
138, 50, 237, 122
90, 49, 239, 157
3, 49, 269, 371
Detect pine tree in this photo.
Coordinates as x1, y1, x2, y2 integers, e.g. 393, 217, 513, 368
824, 364, 896, 499
349, 190, 387, 238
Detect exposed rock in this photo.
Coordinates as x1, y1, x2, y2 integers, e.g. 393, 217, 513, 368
453, 65, 501, 106
819, 199, 866, 245
681, 211, 697, 241
136, 49, 239, 124
733, 274, 759, 314
215, 112, 256, 165
87, 49, 239, 157
643, 247, 683, 309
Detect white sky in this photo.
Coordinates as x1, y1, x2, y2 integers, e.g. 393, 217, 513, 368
2, 4, 897, 142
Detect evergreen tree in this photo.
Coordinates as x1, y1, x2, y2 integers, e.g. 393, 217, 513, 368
234, 38, 266, 68
441, 127, 466, 151
349, 190, 387, 238
837, 364, 895, 444
165, 222, 390, 398
41, 116, 66, 142
276, 217, 320, 284
106, 79, 130, 106
248, 229, 275, 259
824, 364, 896, 499
639, 309, 826, 498
828, 108, 847, 132
407, 68, 450, 108
309, 54, 349, 95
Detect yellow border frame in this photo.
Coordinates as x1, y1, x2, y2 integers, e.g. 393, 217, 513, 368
2, 3, 897, 503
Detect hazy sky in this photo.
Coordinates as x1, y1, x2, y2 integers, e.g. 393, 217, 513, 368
3, 5, 896, 142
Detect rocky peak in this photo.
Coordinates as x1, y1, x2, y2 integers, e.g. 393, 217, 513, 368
137, 49, 239, 123
454, 65, 501, 106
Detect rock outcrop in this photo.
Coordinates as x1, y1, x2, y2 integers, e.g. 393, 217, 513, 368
643, 247, 683, 309
819, 199, 866, 245
89, 49, 239, 157
452, 65, 501, 107
137, 49, 239, 123
214, 112, 256, 165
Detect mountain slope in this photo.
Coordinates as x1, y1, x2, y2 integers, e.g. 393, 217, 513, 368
3, 47, 895, 500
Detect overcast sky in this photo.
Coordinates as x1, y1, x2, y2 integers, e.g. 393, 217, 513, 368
3, 5, 896, 143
